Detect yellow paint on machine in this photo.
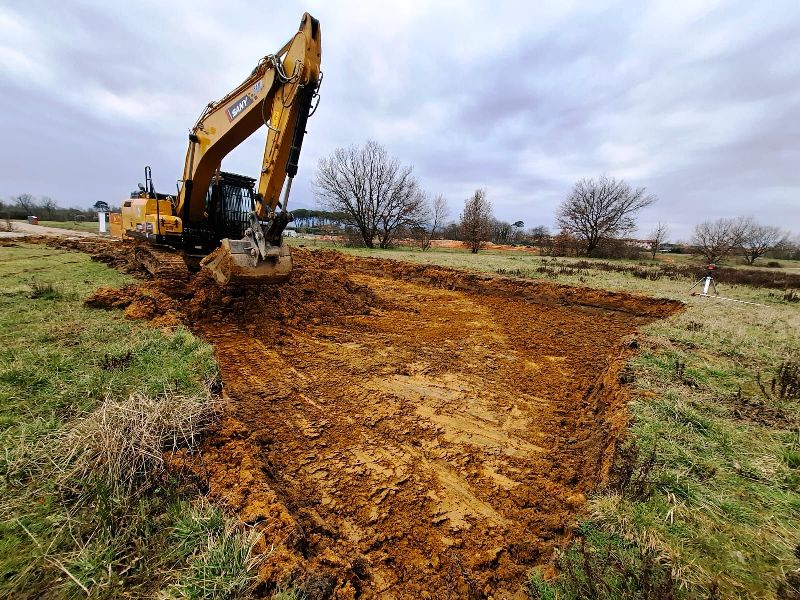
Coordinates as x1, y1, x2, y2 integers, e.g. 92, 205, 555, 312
119, 197, 182, 238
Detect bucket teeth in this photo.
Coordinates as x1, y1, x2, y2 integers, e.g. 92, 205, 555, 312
201, 239, 292, 286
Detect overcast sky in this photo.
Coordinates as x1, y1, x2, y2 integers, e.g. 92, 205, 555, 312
1, 0, 798, 240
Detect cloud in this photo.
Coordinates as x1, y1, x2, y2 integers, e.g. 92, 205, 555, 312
0, 0, 798, 239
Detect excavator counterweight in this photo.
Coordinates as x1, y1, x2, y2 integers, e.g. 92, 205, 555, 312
115, 13, 321, 286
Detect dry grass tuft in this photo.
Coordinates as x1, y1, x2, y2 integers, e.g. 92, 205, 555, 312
54, 390, 218, 498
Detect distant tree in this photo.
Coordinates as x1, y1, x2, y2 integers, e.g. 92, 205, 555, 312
770, 234, 799, 261
460, 189, 493, 253
291, 208, 312, 227
648, 222, 669, 260
548, 230, 579, 256
314, 140, 425, 248
291, 208, 345, 229
692, 217, 749, 263
40, 197, 58, 220
415, 194, 450, 251
13, 193, 38, 215
738, 218, 785, 264
510, 221, 526, 243
528, 225, 550, 245
442, 222, 460, 241
492, 219, 513, 244
557, 175, 656, 256
92, 201, 111, 213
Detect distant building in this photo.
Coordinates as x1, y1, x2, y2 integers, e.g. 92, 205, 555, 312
621, 238, 653, 250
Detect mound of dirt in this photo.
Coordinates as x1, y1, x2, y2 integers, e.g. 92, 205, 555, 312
74, 240, 684, 598
85, 248, 377, 333
26, 235, 145, 273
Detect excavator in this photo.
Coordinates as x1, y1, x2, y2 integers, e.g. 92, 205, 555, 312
117, 13, 321, 285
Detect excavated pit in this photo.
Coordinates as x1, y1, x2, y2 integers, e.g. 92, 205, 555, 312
64, 238, 683, 598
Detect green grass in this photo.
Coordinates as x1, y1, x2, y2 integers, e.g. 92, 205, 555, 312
0, 244, 259, 598
290, 236, 800, 274
36, 220, 106, 233
527, 522, 682, 599
300, 243, 800, 599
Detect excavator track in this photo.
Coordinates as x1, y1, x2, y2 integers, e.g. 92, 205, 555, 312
133, 243, 190, 281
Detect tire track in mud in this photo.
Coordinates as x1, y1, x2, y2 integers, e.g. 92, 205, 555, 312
75, 241, 682, 599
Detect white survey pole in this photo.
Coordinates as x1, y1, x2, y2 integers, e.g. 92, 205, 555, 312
98, 212, 107, 233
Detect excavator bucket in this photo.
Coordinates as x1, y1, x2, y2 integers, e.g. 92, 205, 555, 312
201, 239, 292, 286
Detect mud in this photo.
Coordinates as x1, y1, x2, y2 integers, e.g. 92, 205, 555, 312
76, 239, 684, 598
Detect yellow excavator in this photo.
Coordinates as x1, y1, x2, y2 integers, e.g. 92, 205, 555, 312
118, 13, 321, 285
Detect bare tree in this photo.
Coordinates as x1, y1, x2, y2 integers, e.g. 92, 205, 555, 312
492, 220, 513, 244
40, 197, 58, 220
313, 140, 425, 248
770, 234, 799, 261
13, 193, 38, 215
738, 218, 785, 264
648, 222, 669, 260
528, 225, 550, 244
557, 175, 656, 255
692, 217, 749, 263
415, 194, 450, 251
460, 189, 493, 253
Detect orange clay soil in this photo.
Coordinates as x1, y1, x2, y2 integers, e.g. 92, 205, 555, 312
76, 240, 682, 599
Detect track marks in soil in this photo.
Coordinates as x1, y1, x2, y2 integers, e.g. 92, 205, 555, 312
197, 270, 673, 598
73, 241, 682, 598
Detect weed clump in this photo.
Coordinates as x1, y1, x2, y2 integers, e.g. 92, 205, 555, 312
164, 500, 265, 599
54, 390, 217, 499
28, 281, 64, 300
757, 360, 800, 403
527, 523, 681, 600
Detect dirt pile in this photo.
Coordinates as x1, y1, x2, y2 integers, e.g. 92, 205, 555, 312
75, 240, 684, 598
29, 235, 146, 273
85, 249, 377, 331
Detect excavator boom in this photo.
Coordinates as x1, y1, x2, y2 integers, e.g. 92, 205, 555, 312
118, 13, 321, 286
193, 13, 321, 285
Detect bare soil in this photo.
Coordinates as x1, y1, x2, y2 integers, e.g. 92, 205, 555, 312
60, 238, 682, 598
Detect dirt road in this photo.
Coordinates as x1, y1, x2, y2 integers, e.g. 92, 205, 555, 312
0, 221, 100, 238
75, 240, 680, 598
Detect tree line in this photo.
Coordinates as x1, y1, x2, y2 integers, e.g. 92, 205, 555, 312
312, 140, 797, 263
0, 194, 111, 222
6, 139, 796, 264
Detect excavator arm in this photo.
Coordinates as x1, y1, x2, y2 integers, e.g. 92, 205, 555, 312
181, 13, 321, 285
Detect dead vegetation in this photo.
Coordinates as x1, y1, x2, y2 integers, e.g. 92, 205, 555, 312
54, 390, 217, 498
757, 360, 800, 403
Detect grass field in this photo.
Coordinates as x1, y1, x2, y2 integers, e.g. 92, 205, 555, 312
0, 244, 261, 598
35, 220, 106, 233
1, 240, 798, 598
291, 237, 800, 274
322, 243, 800, 598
